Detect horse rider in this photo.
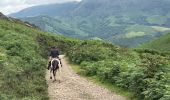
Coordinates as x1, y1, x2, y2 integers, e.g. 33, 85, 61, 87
47, 46, 61, 70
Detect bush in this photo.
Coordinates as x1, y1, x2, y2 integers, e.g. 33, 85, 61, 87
67, 39, 170, 100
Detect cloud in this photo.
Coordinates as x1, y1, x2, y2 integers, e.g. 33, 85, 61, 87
0, 0, 81, 15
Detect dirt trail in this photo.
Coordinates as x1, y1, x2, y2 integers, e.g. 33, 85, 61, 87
46, 55, 126, 100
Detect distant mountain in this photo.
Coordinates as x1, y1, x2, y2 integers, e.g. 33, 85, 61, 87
0, 12, 11, 20
10, 0, 170, 47
0, 12, 7, 18
10, 0, 170, 18
21, 15, 88, 38
10, 2, 79, 18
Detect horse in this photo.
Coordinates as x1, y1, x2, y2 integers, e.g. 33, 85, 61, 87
49, 58, 62, 82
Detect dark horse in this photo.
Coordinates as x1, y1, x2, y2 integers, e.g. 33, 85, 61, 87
49, 58, 62, 82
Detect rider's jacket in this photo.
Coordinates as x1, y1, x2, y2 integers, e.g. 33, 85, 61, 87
49, 49, 59, 58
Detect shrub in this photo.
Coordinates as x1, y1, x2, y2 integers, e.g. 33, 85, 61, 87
67, 39, 170, 100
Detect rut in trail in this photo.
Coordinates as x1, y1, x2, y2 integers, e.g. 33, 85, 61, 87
46, 55, 126, 100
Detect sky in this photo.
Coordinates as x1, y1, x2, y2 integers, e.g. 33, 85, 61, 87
0, 0, 81, 15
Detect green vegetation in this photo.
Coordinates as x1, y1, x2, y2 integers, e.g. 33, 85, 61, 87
141, 33, 170, 52
70, 63, 135, 100
147, 15, 167, 25
1, 12, 170, 100
0, 19, 48, 99
22, 15, 170, 47
151, 26, 170, 32
124, 31, 146, 38
66, 40, 170, 100
0, 18, 78, 99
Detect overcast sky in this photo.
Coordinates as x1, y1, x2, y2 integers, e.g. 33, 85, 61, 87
0, 0, 81, 15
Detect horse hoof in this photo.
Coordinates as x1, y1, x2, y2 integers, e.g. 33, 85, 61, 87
50, 77, 52, 79
53, 79, 57, 82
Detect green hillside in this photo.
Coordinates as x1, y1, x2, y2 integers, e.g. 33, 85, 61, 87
0, 17, 78, 99
21, 15, 170, 47
141, 33, 170, 52
0, 14, 170, 100
0, 19, 49, 99
21, 15, 89, 38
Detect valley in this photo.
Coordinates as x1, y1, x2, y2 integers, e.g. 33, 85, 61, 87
10, 0, 170, 47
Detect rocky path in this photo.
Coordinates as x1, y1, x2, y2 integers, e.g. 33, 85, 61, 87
46, 55, 126, 100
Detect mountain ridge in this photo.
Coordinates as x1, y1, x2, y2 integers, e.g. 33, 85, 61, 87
9, 1, 79, 18
9, 0, 170, 47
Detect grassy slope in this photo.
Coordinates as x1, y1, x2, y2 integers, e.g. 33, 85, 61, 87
141, 33, 170, 52
0, 18, 78, 99
0, 19, 49, 99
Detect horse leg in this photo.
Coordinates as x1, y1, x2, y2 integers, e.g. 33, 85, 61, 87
53, 69, 57, 81
50, 69, 52, 79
